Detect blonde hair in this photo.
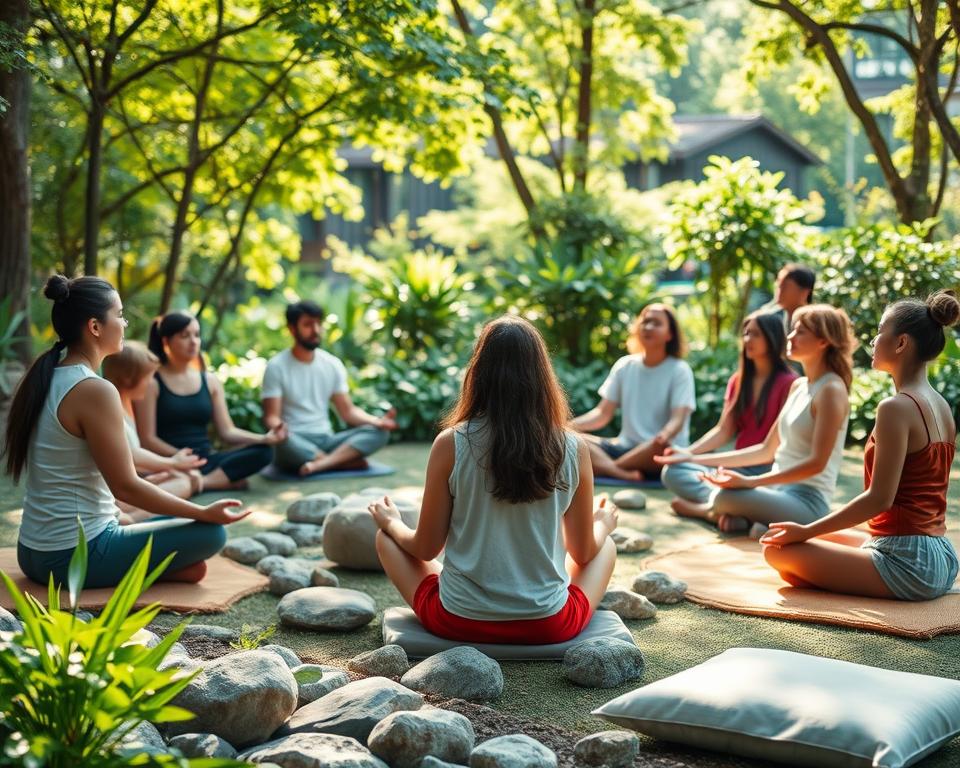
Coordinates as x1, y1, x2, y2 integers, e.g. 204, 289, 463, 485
626, 303, 686, 358
102, 340, 160, 391
792, 304, 855, 390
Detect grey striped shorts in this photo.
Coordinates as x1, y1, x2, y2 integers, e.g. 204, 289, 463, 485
862, 534, 959, 601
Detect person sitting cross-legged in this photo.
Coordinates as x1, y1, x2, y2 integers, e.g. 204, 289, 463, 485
369, 316, 618, 644
263, 301, 396, 476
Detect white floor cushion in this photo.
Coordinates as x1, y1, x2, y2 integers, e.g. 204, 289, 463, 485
594, 647, 960, 768
381, 607, 636, 660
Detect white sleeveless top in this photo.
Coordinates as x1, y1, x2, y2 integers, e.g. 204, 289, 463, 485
773, 373, 848, 505
19, 365, 119, 551
123, 413, 141, 450
439, 421, 580, 621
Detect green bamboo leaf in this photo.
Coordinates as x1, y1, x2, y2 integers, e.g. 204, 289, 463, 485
67, 517, 88, 611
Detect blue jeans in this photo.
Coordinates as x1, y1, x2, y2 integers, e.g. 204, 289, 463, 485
17, 517, 226, 589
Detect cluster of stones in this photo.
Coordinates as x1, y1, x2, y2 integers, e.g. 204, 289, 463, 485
95, 628, 648, 768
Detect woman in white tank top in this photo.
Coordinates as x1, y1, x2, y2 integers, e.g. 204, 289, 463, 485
367, 316, 619, 644
656, 305, 855, 534
3, 275, 251, 589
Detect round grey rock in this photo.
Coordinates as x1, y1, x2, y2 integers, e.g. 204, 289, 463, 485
401, 647, 503, 701
281, 676, 423, 742
262, 643, 301, 668
573, 730, 639, 768
168, 733, 237, 759
348, 645, 410, 678
469, 734, 557, 768
287, 492, 341, 524
253, 531, 299, 557
599, 590, 657, 620
631, 571, 687, 604
240, 732, 388, 767
368, 709, 475, 768
257, 555, 317, 576
323, 505, 419, 571
610, 528, 653, 553
117, 721, 166, 757
158, 641, 198, 672
222, 537, 269, 565
280, 521, 326, 547
311, 565, 340, 587
180, 624, 240, 643
563, 637, 645, 688
164, 649, 298, 747
0, 606, 23, 633
270, 563, 314, 596
293, 663, 351, 707
278, 587, 377, 631
612, 489, 647, 510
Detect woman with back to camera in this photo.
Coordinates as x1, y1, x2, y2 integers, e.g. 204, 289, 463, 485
656, 305, 853, 534
762, 292, 959, 600
659, 311, 797, 519
3, 276, 249, 588
136, 311, 286, 491
368, 316, 618, 643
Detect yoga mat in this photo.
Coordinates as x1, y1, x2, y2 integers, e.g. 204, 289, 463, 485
260, 460, 396, 482
0, 550, 268, 614
594, 475, 663, 489
643, 536, 960, 639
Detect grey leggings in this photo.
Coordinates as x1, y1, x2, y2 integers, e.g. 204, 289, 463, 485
661, 462, 771, 504
712, 483, 829, 525
274, 425, 390, 472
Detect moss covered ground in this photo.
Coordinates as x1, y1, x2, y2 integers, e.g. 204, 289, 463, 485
1, 443, 959, 766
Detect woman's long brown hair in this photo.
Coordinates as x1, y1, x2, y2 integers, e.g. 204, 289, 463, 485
442, 316, 572, 504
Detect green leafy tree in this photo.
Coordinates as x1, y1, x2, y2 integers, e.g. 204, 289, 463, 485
663, 155, 817, 345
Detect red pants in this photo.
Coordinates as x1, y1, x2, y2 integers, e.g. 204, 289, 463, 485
413, 573, 593, 644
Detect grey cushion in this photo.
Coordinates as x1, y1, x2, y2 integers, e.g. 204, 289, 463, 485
381, 607, 636, 660
593, 647, 960, 768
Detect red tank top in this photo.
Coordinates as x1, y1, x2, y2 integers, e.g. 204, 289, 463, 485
866, 392, 955, 537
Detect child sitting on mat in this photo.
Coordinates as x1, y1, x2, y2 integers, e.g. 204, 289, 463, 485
656, 305, 852, 534
103, 341, 206, 512
659, 311, 797, 519
571, 303, 695, 482
4, 275, 250, 588
761, 292, 959, 600
368, 316, 618, 644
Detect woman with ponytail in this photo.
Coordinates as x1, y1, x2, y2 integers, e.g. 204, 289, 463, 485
3, 276, 249, 588
657, 305, 853, 534
762, 292, 960, 600
368, 316, 618, 644
136, 312, 285, 491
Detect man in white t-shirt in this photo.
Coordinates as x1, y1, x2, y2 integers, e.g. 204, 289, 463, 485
262, 301, 397, 475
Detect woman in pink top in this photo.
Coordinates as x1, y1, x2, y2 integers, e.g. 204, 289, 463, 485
658, 311, 797, 517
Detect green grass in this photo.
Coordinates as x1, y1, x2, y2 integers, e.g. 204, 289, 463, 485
2, 442, 960, 765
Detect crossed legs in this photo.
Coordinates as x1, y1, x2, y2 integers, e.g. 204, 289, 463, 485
375, 531, 617, 614
582, 435, 666, 482
763, 530, 894, 598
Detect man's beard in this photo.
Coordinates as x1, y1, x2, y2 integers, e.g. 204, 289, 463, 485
296, 333, 320, 351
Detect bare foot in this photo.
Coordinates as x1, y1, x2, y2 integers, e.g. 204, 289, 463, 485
159, 561, 208, 583
670, 498, 714, 521
717, 514, 750, 534
599, 467, 644, 482
227, 479, 249, 491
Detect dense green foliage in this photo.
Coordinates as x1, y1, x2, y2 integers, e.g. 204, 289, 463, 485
0, 528, 241, 768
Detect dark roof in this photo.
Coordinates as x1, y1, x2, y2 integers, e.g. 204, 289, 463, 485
669, 114, 821, 165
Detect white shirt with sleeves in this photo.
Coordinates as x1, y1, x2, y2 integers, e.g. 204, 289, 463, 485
261, 348, 349, 435
598, 354, 696, 448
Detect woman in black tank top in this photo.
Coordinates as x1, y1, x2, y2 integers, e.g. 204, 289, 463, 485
135, 312, 287, 491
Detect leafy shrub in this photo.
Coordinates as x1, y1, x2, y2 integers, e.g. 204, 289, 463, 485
663, 156, 817, 346
0, 528, 242, 767
216, 356, 268, 434
813, 223, 960, 366
686, 344, 741, 440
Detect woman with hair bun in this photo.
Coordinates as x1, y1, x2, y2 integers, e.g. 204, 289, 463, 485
657, 305, 853, 533
136, 311, 286, 491
762, 292, 960, 600
3, 276, 249, 588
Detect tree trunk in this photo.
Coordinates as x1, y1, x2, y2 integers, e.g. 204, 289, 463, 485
83, 98, 105, 275
573, 0, 596, 195
0, 0, 32, 362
